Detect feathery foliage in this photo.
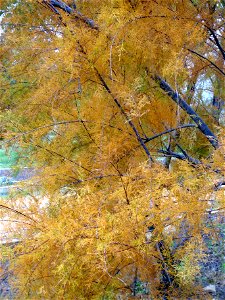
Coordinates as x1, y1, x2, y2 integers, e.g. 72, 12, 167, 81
0, 0, 225, 298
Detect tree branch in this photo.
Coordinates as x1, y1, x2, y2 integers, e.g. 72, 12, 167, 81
0, 204, 37, 223
158, 149, 201, 165
176, 144, 201, 164
96, 70, 153, 162
214, 181, 225, 190
143, 124, 197, 144
41, 0, 98, 30
158, 149, 186, 160
187, 48, 225, 77
206, 25, 225, 60
50, 0, 74, 13
153, 75, 219, 149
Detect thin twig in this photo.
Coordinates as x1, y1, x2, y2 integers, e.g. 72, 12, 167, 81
143, 124, 197, 143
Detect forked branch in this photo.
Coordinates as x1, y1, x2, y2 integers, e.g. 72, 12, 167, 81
153, 75, 219, 149
41, 0, 98, 30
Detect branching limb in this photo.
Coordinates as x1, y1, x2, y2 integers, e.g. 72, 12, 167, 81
176, 144, 201, 164
158, 149, 201, 165
50, 0, 74, 13
214, 181, 225, 190
205, 25, 225, 60
153, 75, 219, 149
143, 124, 197, 144
41, 0, 98, 30
158, 149, 187, 160
187, 48, 225, 76
35, 143, 93, 173
41, 0, 61, 14
96, 70, 153, 162
0, 204, 37, 223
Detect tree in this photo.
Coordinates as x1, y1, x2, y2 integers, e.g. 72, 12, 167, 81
0, 0, 225, 298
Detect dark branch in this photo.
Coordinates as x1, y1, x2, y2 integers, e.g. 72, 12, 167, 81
73, 11, 98, 29
206, 25, 225, 60
214, 181, 225, 190
176, 144, 201, 164
0, 204, 37, 223
96, 70, 153, 162
153, 75, 219, 149
187, 48, 225, 77
43, 0, 98, 30
41, 0, 60, 14
50, 0, 73, 13
158, 149, 201, 165
143, 124, 197, 144
158, 149, 186, 160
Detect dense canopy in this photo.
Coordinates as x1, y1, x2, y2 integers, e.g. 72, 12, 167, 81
0, 0, 225, 298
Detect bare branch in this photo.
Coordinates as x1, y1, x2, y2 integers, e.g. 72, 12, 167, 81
41, 0, 98, 30
143, 124, 197, 144
187, 48, 225, 76
0, 204, 37, 223
49, 0, 74, 13
153, 75, 219, 149
158, 149, 201, 165
206, 25, 225, 60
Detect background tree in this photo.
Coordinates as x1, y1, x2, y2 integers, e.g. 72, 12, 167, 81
0, 0, 225, 298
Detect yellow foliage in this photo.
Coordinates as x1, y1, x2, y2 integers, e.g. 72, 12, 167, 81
0, 0, 225, 299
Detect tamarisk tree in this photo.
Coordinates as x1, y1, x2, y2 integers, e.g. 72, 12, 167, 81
0, 0, 225, 298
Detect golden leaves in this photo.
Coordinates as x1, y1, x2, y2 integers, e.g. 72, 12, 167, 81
1, 0, 225, 298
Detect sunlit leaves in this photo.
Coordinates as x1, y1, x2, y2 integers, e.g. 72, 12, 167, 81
0, 0, 225, 298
